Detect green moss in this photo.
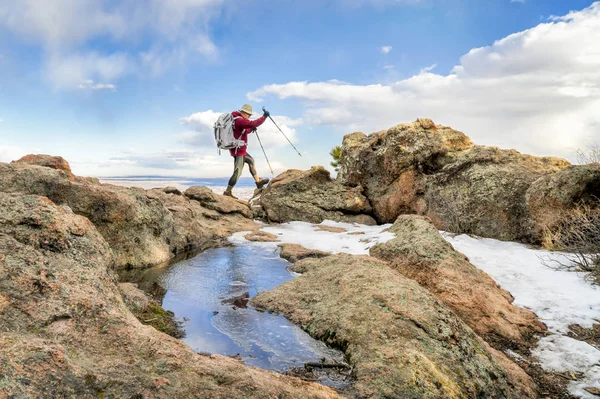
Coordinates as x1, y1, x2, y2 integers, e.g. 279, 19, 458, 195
136, 302, 185, 339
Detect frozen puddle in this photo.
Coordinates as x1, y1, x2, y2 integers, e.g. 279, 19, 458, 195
135, 242, 346, 387
443, 233, 600, 398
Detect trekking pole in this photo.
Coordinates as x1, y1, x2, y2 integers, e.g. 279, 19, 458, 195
254, 130, 274, 175
262, 106, 302, 157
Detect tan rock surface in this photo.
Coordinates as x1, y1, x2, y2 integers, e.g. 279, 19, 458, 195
0, 192, 341, 399
185, 186, 252, 219
257, 166, 376, 225
0, 160, 256, 270
278, 243, 331, 264
370, 215, 546, 349
337, 119, 572, 242
252, 254, 535, 398
12, 154, 75, 178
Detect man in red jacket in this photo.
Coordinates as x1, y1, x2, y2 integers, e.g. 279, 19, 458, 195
223, 103, 271, 198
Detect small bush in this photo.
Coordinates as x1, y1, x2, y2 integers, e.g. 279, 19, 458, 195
541, 199, 600, 283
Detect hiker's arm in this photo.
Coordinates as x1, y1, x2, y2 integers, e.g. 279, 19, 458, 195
236, 116, 266, 130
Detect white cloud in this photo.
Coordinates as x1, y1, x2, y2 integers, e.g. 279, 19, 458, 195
180, 110, 303, 151
420, 64, 437, 73
247, 2, 600, 160
77, 80, 117, 91
0, 119, 3, 123
0, 0, 225, 88
511, 0, 525, 3
381, 46, 392, 54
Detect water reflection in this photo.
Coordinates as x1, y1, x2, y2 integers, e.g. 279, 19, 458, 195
141, 243, 344, 372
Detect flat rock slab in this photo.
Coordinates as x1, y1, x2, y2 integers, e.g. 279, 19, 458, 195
252, 253, 534, 398
244, 230, 280, 242
278, 243, 331, 264
314, 225, 348, 233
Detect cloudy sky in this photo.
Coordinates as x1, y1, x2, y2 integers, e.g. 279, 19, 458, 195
0, 0, 599, 177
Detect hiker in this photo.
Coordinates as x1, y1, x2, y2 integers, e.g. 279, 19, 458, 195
223, 104, 271, 198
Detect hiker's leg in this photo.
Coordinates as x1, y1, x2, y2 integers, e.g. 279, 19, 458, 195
225, 156, 244, 197
244, 154, 258, 180
245, 153, 270, 189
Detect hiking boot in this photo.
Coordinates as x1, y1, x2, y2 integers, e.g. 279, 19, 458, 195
223, 190, 238, 199
256, 178, 270, 189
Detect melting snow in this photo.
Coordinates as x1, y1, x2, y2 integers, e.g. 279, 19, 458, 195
238, 220, 600, 398
443, 233, 600, 398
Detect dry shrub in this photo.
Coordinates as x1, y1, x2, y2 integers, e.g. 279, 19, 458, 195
425, 186, 488, 235
577, 143, 600, 165
541, 198, 600, 282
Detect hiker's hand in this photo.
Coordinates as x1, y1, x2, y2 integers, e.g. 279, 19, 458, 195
262, 109, 270, 118
251, 128, 257, 132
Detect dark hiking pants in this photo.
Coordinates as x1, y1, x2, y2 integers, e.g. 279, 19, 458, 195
228, 154, 257, 187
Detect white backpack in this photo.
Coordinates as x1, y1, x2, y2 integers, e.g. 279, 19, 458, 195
213, 113, 246, 153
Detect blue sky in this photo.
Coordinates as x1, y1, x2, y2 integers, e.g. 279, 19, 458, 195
0, 0, 599, 177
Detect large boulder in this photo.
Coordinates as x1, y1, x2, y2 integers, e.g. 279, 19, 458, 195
0, 160, 256, 270
337, 119, 571, 243
184, 186, 252, 219
252, 254, 536, 398
0, 192, 340, 399
257, 166, 376, 225
370, 215, 546, 349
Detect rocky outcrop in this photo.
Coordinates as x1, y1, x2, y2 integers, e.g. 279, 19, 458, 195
252, 254, 536, 398
185, 186, 252, 219
256, 166, 376, 225
12, 154, 75, 179
0, 192, 340, 399
370, 215, 545, 349
0, 160, 256, 270
338, 119, 572, 243
526, 164, 600, 245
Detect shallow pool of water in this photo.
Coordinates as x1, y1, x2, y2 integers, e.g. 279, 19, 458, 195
135, 242, 346, 377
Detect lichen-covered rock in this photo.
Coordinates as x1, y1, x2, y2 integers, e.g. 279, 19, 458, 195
370, 215, 546, 349
119, 283, 152, 313
0, 160, 256, 270
252, 254, 535, 398
257, 166, 375, 225
185, 186, 252, 219
526, 164, 600, 246
337, 119, 571, 242
0, 192, 341, 399
12, 154, 75, 178
278, 243, 330, 264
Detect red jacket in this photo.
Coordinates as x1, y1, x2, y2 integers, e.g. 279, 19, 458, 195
229, 111, 267, 156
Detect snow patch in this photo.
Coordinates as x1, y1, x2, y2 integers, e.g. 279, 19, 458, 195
230, 220, 394, 255
444, 233, 600, 399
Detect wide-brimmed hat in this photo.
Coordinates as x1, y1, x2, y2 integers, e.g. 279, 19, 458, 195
239, 104, 253, 115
